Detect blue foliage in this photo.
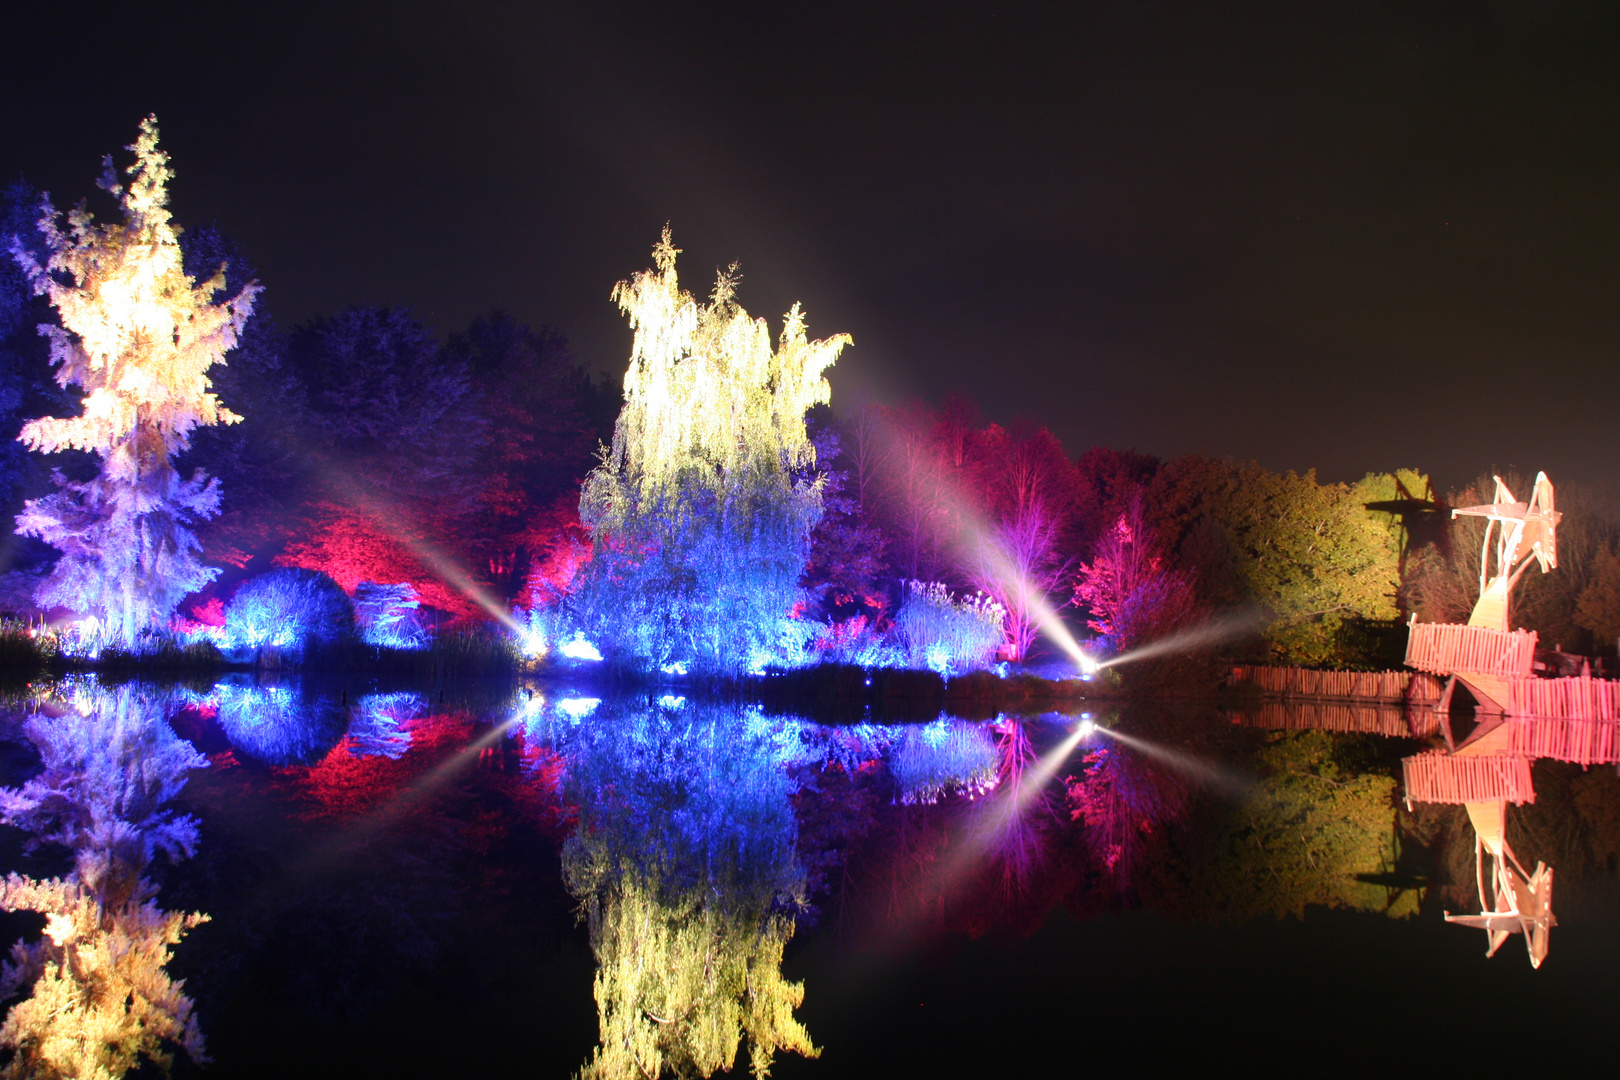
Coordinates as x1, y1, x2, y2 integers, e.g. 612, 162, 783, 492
212, 678, 348, 765
225, 568, 354, 654
887, 717, 999, 805
352, 581, 428, 650
346, 691, 425, 759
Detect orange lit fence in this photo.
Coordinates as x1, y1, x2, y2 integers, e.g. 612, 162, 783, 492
1402, 751, 1535, 806
1405, 621, 1536, 679
1505, 716, 1620, 766
1507, 674, 1620, 722
1228, 666, 1442, 704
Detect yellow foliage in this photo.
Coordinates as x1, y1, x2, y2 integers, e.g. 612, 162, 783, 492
576, 873, 816, 1080
0, 873, 208, 1079
602, 227, 848, 517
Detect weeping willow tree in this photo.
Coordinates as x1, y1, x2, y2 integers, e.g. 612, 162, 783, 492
11, 116, 258, 646
574, 228, 850, 672
559, 701, 818, 1079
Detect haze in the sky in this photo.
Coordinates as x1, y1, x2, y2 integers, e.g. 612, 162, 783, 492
2, 4, 1615, 497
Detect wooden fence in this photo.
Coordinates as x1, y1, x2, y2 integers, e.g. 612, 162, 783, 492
1405, 621, 1536, 679
1507, 674, 1620, 721
1228, 666, 1438, 703
1506, 716, 1620, 766
1402, 751, 1536, 806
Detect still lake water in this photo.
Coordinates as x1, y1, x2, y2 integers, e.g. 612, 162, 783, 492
1, 675, 1615, 1078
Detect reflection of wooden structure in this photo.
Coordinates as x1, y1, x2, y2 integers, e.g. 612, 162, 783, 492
1227, 665, 1442, 705
1234, 700, 1440, 739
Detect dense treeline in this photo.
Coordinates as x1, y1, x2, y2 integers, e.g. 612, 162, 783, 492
1, 175, 1617, 673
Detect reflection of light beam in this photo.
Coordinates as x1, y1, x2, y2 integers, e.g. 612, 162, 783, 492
927, 721, 1087, 889
297, 716, 521, 869
1092, 725, 1250, 796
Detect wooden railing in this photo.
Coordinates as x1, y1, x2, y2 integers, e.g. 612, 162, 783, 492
1402, 751, 1535, 806
1405, 621, 1536, 679
1227, 665, 1439, 703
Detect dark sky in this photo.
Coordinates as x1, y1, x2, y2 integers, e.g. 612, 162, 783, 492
3, 3, 1617, 497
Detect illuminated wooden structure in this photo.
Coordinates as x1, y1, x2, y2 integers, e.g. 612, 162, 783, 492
1399, 473, 1564, 966
1405, 473, 1559, 713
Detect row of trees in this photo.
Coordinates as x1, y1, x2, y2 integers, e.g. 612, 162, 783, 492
3, 121, 1617, 668
0, 121, 614, 637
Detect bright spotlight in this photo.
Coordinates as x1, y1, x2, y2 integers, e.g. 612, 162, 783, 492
1076, 718, 1096, 738
520, 631, 547, 658
559, 633, 603, 662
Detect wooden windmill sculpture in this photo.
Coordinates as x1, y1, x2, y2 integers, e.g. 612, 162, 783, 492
1403, 472, 1561, 967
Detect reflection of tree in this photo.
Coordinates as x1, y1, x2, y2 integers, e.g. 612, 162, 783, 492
0, 682, 210, 1077
1066, 745, 1189, 888
1186, 731, 1410, 919
557, 704, 818, 1079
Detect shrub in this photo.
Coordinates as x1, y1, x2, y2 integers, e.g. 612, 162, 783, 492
892, 580, 1004, 674
353, 581, 429, 650
226, 569, 355, 656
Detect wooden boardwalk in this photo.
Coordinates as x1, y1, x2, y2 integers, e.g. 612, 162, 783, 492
1405, 621, 1536, 679
1508, 674, 1620, 721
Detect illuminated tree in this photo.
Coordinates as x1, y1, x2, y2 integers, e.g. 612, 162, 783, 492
10, 118, 258, 645
0, 683, 211, 1077
1074, 495, 1206, 658
575, 229, 850, 671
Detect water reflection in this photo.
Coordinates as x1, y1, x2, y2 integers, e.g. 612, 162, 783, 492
1, 676, 1576, 1078
0, 681, 209, 1077
528, 700, 819, 1079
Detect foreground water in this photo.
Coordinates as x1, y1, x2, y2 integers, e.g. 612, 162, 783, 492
0, 675, 1615, 1077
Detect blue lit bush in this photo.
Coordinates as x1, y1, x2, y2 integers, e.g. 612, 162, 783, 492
224, 568, 355, 656
570, 488, 820, 675
891, 580, 1004, 674
346, 691, 426, 759
352, 581, 428, 650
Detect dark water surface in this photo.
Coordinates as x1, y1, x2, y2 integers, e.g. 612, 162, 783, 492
1, 676, 1614, 1078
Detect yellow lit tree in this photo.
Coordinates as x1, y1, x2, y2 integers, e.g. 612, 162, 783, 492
575, 228, 850, 671
11, 116, 258, 646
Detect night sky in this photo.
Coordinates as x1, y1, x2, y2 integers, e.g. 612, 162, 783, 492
3, 3, 1617, 497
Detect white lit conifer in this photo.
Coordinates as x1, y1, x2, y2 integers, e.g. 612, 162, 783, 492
11, 117, 258, 645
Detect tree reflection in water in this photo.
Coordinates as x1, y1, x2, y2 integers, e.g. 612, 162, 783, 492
0, 681, 210, 1078
532, 699, 819, 1079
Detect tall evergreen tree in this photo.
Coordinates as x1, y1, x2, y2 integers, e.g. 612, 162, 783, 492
10, 118, 258, 644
